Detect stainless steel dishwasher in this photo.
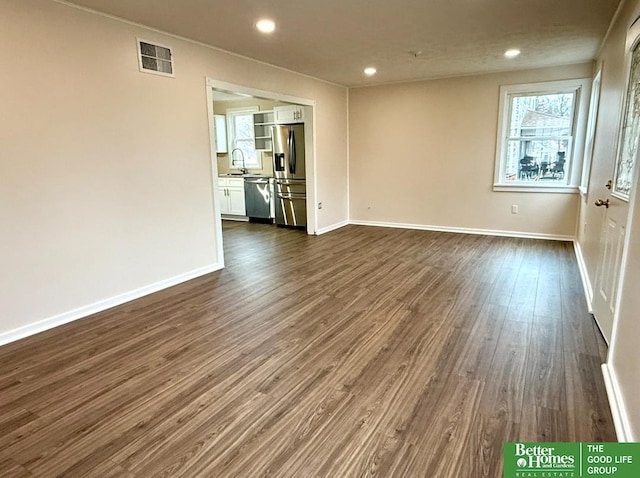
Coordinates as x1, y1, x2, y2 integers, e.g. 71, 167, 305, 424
244, 177, 273, 222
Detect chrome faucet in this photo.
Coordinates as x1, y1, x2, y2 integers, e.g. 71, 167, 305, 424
231, 148, 248, 174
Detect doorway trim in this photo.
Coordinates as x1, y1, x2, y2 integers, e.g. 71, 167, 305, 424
205, 77, 318, 266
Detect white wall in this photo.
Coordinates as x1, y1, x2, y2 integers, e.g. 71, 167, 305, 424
579, 0, 640, 441
348, 63, 593, 238
577, 1, 629, 285
0, 0, 348, 342
608, 163, 640, 441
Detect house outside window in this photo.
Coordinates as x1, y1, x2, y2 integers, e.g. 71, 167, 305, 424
493, 79, 591, 193
226, 107, 260, 170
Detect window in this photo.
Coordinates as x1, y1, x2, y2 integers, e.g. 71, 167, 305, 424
494, 79, 591, 192
226, 107, 261, 170
137, 39, 174, 77
580, 69, 602, 195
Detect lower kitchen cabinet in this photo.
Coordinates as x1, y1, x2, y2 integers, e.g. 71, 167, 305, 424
218, 177, 246, 216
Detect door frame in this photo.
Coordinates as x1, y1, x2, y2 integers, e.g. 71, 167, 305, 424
608, 16, 640, 354
593, 15, 640, 343
204, 77, 317, 266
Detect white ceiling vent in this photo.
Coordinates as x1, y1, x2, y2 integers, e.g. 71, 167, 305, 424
137, 38, 174, 77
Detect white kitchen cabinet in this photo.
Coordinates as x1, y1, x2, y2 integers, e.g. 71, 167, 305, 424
253, 111, 274, 151
218, 177, 246, 216
218, 182, 228, 214
273, 105, 305, 124
214, 114, 228, 153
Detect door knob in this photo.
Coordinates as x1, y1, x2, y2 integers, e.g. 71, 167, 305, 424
595, 198, 610, 208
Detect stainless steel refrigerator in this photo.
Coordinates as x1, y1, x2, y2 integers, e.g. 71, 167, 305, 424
272, 124, 306, 229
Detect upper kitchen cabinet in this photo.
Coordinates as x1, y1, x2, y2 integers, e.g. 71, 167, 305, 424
253, 111, 274, 151
214, 114, 227, 153
274, 105, 305, 124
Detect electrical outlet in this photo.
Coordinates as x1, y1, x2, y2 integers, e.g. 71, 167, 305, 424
318, 202, 323, 210
511, 205, 519, 214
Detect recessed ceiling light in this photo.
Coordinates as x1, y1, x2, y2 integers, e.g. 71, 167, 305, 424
364, 67, 377, 76
505, 49, 521, 58
256, 19, 276, 33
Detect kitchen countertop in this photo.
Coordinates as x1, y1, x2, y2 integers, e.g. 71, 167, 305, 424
218, 173, 271, 178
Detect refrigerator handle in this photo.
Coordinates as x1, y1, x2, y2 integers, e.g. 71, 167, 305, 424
288, 129, 296, 174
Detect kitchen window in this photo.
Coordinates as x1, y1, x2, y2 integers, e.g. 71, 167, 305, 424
493, 79, 591, 193
226, 107, 261, 170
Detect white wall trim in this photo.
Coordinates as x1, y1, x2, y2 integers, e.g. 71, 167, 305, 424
207, 78, 319, 236
206, 78, 316, 110
349, 220, 574, 241
205, 82, 225, 269
493, 78, 592, 192
596, 0, 628, 58
602, 363, 635, 442
316, 220, 349, 235
220, 215, 249, 222
346, 88, 351, 223
0, 263, 223, 347
573, 240, 594, 312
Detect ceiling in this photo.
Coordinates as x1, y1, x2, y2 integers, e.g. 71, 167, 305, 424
67, 0, 622, 87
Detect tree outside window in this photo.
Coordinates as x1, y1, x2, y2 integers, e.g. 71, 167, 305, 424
493, 79, 591, 193
226, 107, 261, 170
505, 93, 574, 182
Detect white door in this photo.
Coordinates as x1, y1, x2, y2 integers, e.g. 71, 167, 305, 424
592, 21, 640, 343
592, 198, 628, 342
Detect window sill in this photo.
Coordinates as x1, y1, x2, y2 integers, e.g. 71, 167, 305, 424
493, 184, 579, 194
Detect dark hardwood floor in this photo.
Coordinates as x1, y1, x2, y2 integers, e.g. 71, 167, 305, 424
0, 222, 615, 477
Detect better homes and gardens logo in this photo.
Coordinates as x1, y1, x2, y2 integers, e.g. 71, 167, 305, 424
504, 442, 640, 478
509, 443, 577, 476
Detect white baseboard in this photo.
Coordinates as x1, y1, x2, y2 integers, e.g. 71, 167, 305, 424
602, 363, 635, 442
221, 215, 249, 222
573, 240, 594, 313
348, 220, 574, 242
0, 263, 223, 347
316, 220, 349, 235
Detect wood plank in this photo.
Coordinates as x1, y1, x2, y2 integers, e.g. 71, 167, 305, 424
454, 303, 507, 380
523, 314, 566, 411
0, 222, 616, 476
479, 319, 531, 421
453, 411, 519, 478
0, 458, 33, 477
519, 405, 571, 442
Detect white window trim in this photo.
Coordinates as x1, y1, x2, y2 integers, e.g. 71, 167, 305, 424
493, 78, 591, 193
226, 106, 260, 170
579, 68, 603, 197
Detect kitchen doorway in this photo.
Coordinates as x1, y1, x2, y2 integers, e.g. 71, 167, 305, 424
204, 78, 317, 267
